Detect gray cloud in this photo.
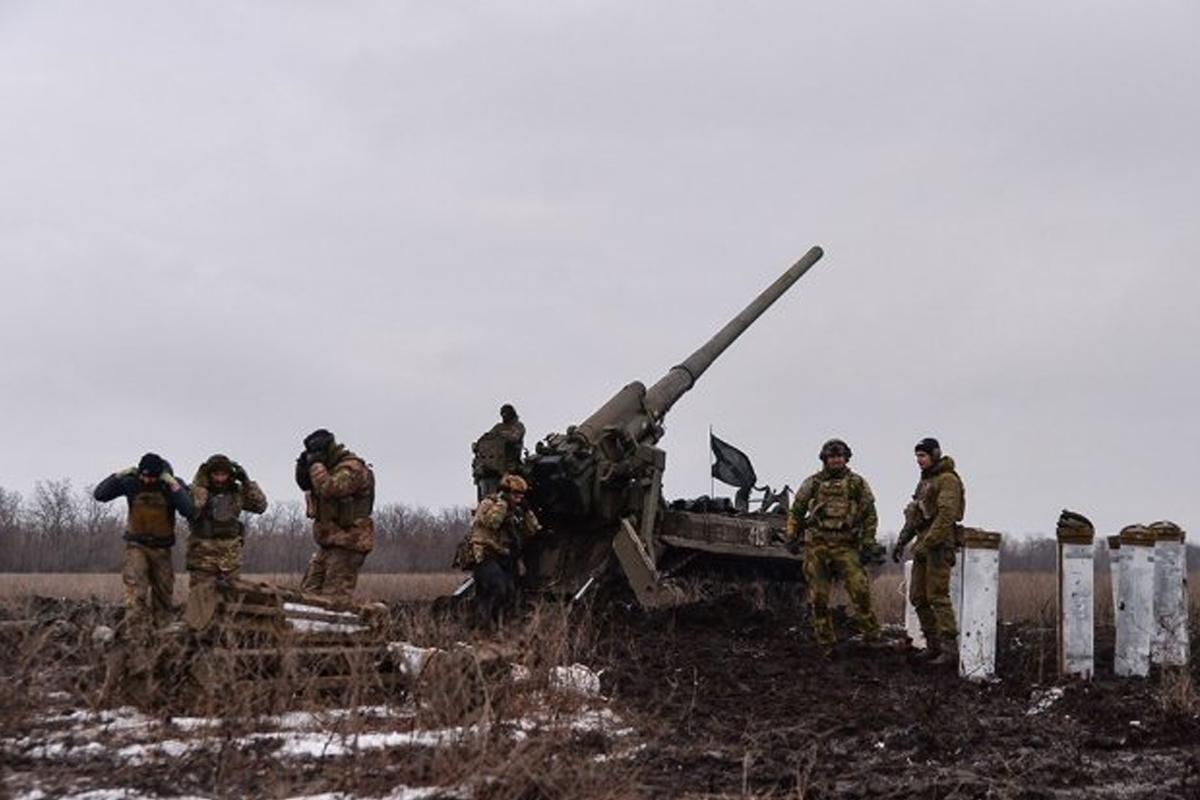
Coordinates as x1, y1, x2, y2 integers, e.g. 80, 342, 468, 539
1, 1, 1197, 539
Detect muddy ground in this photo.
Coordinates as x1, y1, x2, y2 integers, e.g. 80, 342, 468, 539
2, 593, 1198, 799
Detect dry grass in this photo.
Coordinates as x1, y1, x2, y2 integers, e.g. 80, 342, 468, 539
0, 572, 464, 603
870, 570, 1200, 625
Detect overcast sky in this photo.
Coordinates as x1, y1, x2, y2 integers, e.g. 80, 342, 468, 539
1, 1, 1197, 540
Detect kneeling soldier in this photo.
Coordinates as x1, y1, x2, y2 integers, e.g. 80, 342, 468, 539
787, 438, 881, 652
93, 453, 195, 631
187, 454, 268, 588
467, 473, 541, 628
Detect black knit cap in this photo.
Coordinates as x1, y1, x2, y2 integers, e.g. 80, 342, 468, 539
138, 452, 166, 476
914, 438, 941, 457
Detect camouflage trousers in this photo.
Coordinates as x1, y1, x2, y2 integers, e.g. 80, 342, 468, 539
186, 537, 242, 589
301, 546, 366, 601
910, 542, 958, 644
121, 543, 175, 630
803, 540, 880, 646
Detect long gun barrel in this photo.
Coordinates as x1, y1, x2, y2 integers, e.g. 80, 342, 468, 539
576, 246, 824, 445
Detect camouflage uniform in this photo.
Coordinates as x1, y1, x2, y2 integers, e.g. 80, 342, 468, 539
467, 491, 541, 627
300, 444, 375, 601
472, 411, 526, 500
93, 459, 196, 631
186, 457, 268, 588
788, 467, 880, 646
908, 456, 965, 650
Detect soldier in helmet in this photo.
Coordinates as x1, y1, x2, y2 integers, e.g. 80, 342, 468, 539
472, 404, 526, 500
787, 438, 880, 652
892, 437, 965, 666
465, 473, 542, 628
295, 429, 376, 601
93, 453, 196, 631
186, 454, 268, 588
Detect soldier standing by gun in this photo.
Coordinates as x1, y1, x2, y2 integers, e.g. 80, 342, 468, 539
787, 438, 881, 654
93, 453, 196, 632
295, 428, 376, 601
472, 404, 525, 500
186, 454, 268, 588
463, 473, 542, 628
891, 437, 965, 666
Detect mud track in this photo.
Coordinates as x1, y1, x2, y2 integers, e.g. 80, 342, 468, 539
594, 595, 1200, 798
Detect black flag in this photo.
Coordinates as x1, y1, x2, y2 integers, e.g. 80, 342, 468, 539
710, 433, 757, 489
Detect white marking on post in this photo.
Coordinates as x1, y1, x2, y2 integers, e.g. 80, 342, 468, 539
1151, 527, 1190, 667
1114, 528, 1155, 677
1058, 543, 1094, 679
959, 533, 1000, 681
903, 559, 925, 649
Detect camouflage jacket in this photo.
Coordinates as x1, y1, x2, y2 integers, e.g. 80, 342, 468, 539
468, 494, 541, 562
473, 420, 526, 478
787, 468, 878, 545
911, 456, 965, 550
308, 448, 375, 554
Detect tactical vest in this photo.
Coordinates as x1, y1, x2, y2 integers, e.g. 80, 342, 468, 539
807, 474, 861, 537
191, 490, 243, 540
314, 462, 375, 529
127, 488, 175, 545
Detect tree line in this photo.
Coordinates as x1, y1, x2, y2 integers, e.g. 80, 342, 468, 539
0, 480, 467, 574
0, 479, 1195, 574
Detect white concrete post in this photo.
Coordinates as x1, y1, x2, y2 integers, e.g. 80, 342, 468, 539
1149, 521, 1190, 668
1114, 525, 1156, 677
959, 529, 1001, 681
903, 559, 925, 649
1056, 512, 1095, 679
1106, 535, 1122, 626
903, 549, 963, 650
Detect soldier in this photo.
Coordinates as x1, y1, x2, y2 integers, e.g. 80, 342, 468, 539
295, 428, 375, 601
892, 437, 966, 666
186, 454, 268, 588
465, 473, 542, 628
787, 438, 880, 653
93, 453, 196, 631
472, 403, 526, 500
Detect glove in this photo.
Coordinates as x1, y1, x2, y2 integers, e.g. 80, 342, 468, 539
294, 453, 313, 491
231, 463, 249, 484
159, 470, 178, 489
891, 543, 904, 564
786, 536, 802, 555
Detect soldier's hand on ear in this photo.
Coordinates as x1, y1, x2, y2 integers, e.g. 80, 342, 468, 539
232, 463, 249, 484
160, 470, 179, 490
295, 453, 313, 491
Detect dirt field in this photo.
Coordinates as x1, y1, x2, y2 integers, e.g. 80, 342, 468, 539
2, 577, 1198, 799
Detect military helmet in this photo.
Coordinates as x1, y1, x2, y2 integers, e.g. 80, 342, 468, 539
204, 453, 233, 474
498, 474, 529, 493
818, 438, 852, 461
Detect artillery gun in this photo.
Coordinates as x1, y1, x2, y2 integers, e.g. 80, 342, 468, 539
518, 247, 825, 608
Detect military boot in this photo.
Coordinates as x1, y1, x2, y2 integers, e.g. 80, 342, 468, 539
909, 638, 940, 662
926, 637, 959, 668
